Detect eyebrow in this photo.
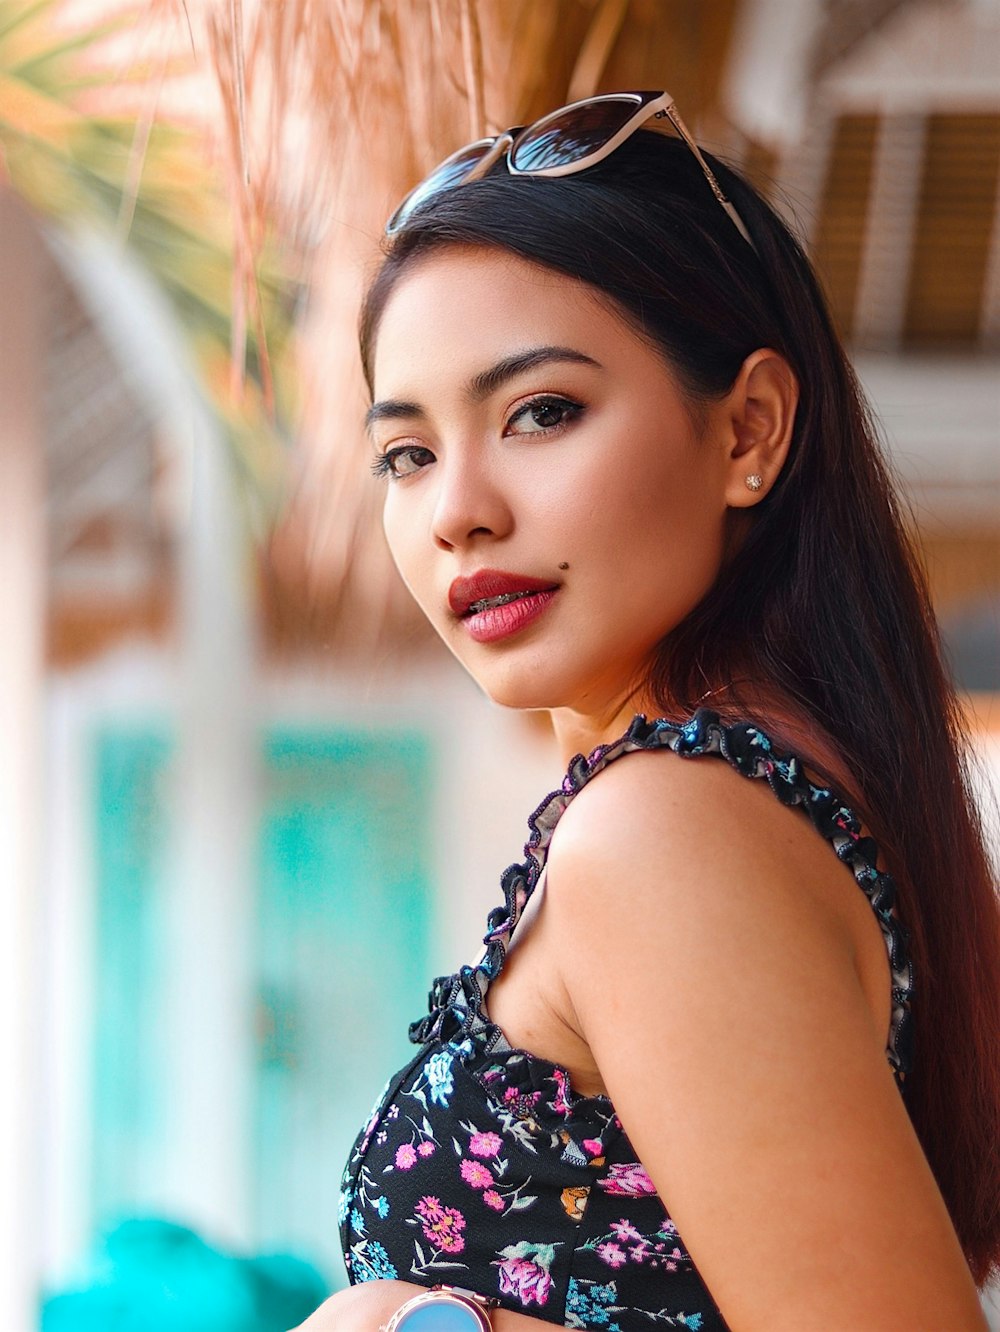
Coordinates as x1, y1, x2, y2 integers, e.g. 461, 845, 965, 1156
364, 345, 602, 434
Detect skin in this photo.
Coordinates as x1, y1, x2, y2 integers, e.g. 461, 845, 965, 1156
299, 246, 986, 1331
369, 246, 754, 758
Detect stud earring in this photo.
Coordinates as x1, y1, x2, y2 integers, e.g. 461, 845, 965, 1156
745, 473, 763, 492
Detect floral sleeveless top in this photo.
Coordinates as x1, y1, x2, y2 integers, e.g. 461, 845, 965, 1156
339, 710, 914, 1330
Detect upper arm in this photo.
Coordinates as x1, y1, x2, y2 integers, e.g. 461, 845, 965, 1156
545, 750, 984, 1331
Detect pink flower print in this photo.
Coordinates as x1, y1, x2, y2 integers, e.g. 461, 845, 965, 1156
582, 1138, 603, 1157
394, 1144, 418, 1170
597, 1162, 657, 1196
501, 1085, 542, 1116
460, 1159, 493, 1190
483, 1190, 504, 1212
414, 1196, 465, 1254
415, 1196, 444, 1223
469, 1131, 503, 1159
629, 1241, 651, 1264
417, 1140, 435, 1157
551, 1068, 572, 1116
596, 1242, 627, 1269
494, 1241, 555, 1307
610, 1219, 642, 1243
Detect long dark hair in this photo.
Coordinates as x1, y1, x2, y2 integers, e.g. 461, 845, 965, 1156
359, 130, 1000, 1285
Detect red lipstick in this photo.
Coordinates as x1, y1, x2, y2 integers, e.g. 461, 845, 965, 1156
448, 569, 560, 644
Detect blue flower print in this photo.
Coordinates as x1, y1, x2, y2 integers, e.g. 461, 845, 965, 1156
338, 1187, 351, 1224
678, 716, 705, 750
425, 1049, 455, 1107
351, 1239, 398, 1282
350, 1207, 365, 1235
375, 1195, 390, 1219
565, 1277, 624, 1330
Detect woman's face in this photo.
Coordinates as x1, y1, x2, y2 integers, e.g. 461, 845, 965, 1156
369, 246, 733, 724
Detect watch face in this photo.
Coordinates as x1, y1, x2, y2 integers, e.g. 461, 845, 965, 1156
398, 1302, 483, 1330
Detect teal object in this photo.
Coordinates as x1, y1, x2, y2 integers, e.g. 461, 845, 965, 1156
254, 728, 433, 1277
92, 726, 172, 1232
40, 1218, 327, 1332
89, 724, 433, 1285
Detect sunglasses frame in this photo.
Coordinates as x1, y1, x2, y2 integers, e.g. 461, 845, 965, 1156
386, 90, 756, 253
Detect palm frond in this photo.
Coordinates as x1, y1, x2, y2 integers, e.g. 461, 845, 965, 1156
4, 0, 736, 652
0, 0, 298, 520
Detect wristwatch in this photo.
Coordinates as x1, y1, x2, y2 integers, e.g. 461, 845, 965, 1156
380, 1283, 499, 1330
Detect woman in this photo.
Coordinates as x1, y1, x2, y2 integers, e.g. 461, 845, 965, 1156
300, 93, 1000, 1330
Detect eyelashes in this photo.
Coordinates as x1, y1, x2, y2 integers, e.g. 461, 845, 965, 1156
370, 393, 585, 481
505, 394, 584, 436
370, 445, 433, 480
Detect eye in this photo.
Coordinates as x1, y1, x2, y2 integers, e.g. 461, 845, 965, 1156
504, 394, 584, 436
371, 444, 436, 480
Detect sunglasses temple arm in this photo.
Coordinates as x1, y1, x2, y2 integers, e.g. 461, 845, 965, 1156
664, 103, 758, 254
720, 198, 756, 251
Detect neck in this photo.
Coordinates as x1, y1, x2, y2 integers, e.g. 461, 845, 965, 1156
547, 686, 663, 766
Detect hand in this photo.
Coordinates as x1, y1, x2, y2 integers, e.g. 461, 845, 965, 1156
289, 1278, 425, 1332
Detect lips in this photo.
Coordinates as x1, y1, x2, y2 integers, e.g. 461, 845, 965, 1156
448, 569, 560, 618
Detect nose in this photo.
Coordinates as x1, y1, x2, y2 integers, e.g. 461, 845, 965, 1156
430, 449, 514, 552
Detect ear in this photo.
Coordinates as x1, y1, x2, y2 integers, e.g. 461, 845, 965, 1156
720, 349, 798, 508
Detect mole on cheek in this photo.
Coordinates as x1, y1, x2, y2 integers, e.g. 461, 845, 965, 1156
558, 562, 569, 570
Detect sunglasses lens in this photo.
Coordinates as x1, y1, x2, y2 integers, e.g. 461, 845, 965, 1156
509, 96, 641, 172
387, 139, 496, 233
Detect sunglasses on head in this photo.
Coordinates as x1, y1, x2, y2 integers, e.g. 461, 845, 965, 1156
386, 89, 757, 253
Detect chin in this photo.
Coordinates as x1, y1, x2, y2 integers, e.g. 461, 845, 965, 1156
478, 676, 562, 712
453, 655, 564, 712
465, 653, 615, 715
494, 692, 564, 715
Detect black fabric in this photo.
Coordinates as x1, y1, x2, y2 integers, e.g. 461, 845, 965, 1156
339, 710, 914, 1330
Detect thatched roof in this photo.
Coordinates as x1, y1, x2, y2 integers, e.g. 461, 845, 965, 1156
10, 0, 999, 663
211, 0, 744, 656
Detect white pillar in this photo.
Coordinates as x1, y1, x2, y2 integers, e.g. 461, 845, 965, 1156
0, 187, 47, 1330
723, 0, 823, 148
157, 397, 259, 1246
853, 112, 927, 350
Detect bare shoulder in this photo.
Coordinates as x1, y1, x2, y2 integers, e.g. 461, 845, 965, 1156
542, 740, 881, 1074
540, 745, 984, 1329
545, 742, 860, 947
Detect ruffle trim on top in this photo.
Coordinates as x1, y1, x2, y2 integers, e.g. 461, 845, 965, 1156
408, 708, 915, 1112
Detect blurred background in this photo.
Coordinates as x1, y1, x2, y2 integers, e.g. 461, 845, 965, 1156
1, 0, 998, 1327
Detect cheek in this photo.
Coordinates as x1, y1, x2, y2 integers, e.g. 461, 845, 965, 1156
604, 507, 725, 624
382, 496, 442, 617
563, 440, 726, 621
382, 495, 418, 589
540, 428, 722, 562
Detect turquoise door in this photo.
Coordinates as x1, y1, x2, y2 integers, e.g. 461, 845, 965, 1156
91, 724, 173, 1230
89, 723, 433, 1286
252, 728, 433, 1280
